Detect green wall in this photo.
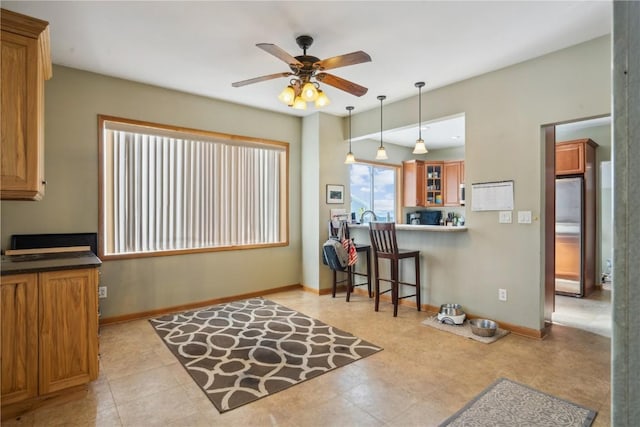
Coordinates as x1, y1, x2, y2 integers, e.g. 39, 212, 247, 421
338, 36, 611, 330
0, 66, 302, 319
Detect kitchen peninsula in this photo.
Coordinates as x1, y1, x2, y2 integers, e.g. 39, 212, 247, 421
350, 223, 467, 232
347, 222, 470, 312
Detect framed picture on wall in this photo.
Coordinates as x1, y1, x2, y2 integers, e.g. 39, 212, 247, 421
326, 184, 344, 204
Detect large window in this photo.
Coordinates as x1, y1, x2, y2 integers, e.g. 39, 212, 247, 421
99, 116, 288, 259
349, 162, 398, 222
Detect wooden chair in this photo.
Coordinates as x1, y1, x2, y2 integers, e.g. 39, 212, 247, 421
327, 221, 372, 301
368, 222, 421, 316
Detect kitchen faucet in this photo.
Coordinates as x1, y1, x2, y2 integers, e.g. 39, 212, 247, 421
360, 210, 378, 223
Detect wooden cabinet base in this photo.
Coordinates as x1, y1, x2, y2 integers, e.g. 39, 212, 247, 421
1, 383, 88, 421
1, 268, 99, 415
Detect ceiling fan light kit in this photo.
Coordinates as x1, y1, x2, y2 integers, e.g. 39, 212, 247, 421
232, 35, 371, 110
314, 90, 330, 107
292, 96, 307, 110
413, 81, 428, 154
278, 85, 296, 105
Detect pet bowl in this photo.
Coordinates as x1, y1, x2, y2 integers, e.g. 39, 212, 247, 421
469, 319, 498, 337
438, 303, 464, 317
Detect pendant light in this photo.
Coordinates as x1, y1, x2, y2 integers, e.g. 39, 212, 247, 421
344, 106, 355, 164
413, 81, 428, 154
376, 95, 388, 160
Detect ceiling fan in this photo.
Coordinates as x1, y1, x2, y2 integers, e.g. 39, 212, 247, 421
232, 35, 371, 108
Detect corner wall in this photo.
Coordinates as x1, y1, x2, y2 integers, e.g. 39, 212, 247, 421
344, 36, 611, 330
0, 66, 303, 319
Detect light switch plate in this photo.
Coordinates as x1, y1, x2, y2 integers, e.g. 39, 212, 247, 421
499, 211, 512, 223
518, 211, 532, 224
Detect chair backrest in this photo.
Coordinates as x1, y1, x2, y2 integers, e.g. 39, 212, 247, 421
328, 220, 350, 240
368, 222, 399, 255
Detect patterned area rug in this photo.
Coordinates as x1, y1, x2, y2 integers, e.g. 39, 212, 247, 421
149, 298, 382, 413
440, 378, 597, 426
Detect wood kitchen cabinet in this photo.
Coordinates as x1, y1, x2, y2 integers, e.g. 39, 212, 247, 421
403, 160, 444, 207
39, 269, 99, 394
1, 267, 99, 418
0, 274, 38, 406
402, 160, 425, 207
403, 160, 464, 208
443, 161, 463, 206
0, 9, 52, 200
555, 139, 596, 175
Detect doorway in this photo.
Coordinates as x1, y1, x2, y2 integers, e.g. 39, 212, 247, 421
543, 115, 612, 338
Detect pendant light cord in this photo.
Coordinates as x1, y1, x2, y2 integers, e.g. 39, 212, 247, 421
347, 106, 354, 152
377, 95, 386, 148
415, 81, 425, 140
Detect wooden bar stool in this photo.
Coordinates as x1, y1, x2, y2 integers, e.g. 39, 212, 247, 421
327, 221, 372, 301
368, 222, 421, 317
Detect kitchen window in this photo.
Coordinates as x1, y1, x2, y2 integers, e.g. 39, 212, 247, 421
349, 162, 399, 222
98, 116, 289, 259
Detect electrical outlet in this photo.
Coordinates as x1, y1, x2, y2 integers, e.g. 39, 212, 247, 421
498, 288, 507, 301
98, 286, 107, 299
499, 211, 512, 224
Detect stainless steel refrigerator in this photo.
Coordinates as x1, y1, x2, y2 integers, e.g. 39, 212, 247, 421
555, 177, 583, 296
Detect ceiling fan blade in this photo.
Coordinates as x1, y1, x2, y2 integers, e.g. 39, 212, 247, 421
232, 72, 292, 87
315, 73, 368, 97
257, 43, 303, 67
315, 51, 371, 71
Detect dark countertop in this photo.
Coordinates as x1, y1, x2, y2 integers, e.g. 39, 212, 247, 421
1, 251, 102, 276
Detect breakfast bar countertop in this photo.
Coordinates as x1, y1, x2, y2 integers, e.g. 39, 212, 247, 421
349, 223, 468, 232
1, 251, 102, 275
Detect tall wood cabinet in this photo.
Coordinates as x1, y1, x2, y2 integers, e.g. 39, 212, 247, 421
1, 267, 99, 417
0, 9, 52, 200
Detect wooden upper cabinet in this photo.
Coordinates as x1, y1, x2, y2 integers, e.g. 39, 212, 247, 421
1, 274, 38, 406
0, 9, 52, 200
556, 139, 597, 176
403, 160, 464, 207
443, 161, 462, 206
402, 160, 425, 207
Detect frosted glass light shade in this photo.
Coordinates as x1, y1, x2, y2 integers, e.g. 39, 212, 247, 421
301, 82, 319, 102
314, 90, 330, 107
344, 151, 355, 164
376, 146, 388, 160
292, 96, 307, 110
413, 139, 428, 154
278, 86, 296, 105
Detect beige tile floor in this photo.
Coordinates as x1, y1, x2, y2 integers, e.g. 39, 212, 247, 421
2, 289, 611, 426
553, 288, 612, 338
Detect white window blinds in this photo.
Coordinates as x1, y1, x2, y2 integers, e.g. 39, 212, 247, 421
101, 119, 287, 257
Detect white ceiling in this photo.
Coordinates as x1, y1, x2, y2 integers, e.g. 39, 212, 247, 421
359, 114, 467, 150
4, 1, 612, 148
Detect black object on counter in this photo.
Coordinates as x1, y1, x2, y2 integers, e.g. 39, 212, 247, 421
11, 232, 98, 255
406, 210, 442, 225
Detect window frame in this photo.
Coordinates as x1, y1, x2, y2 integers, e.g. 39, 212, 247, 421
348, 159, 401, 222
98, 115, 289, 260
